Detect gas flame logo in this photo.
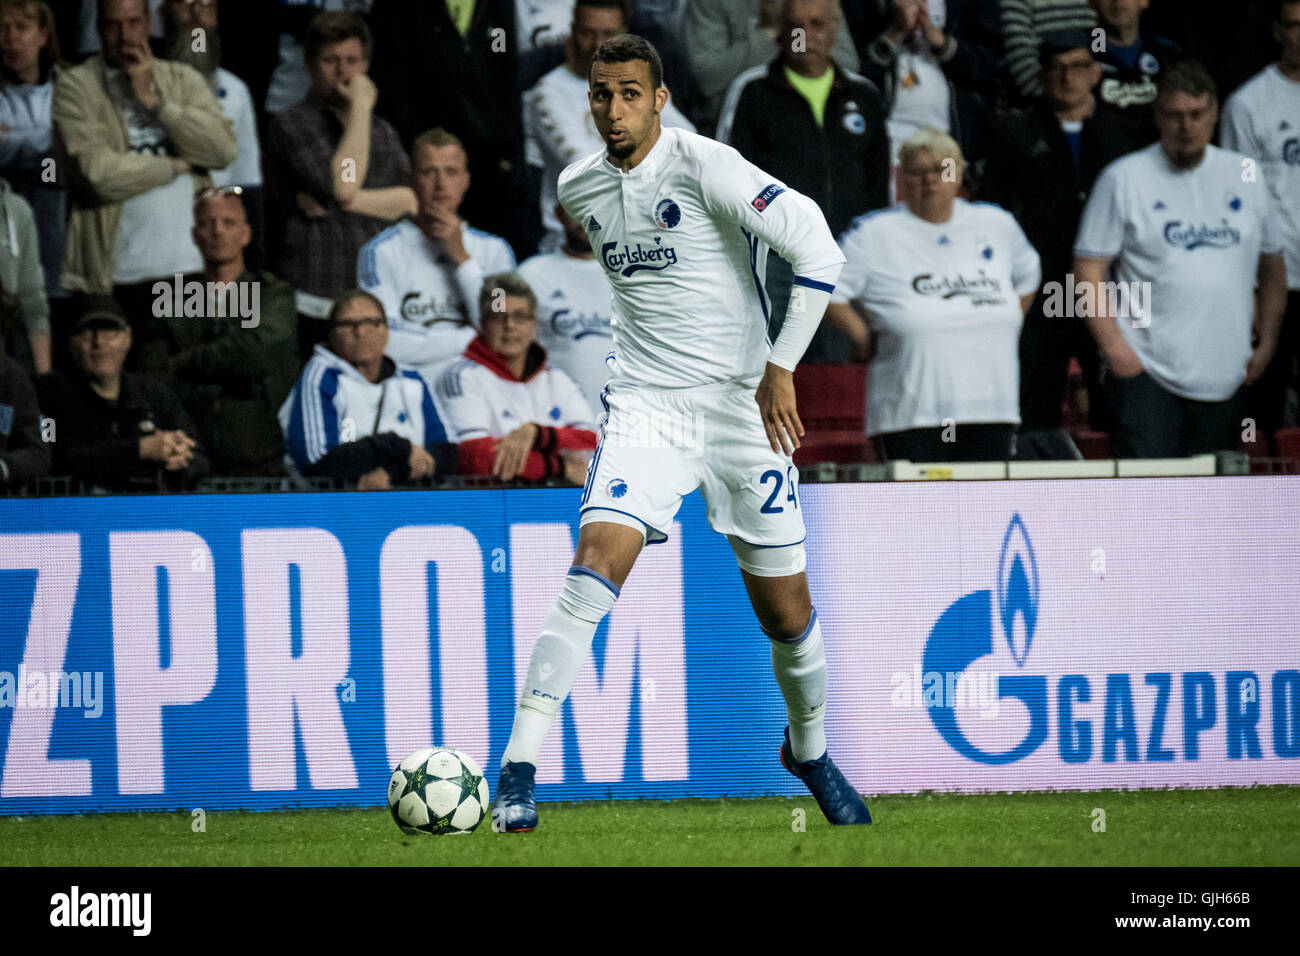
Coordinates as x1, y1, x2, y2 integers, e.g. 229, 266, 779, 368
997, 513, 1039, 666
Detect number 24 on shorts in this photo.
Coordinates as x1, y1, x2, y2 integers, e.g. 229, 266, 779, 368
759, 465, 799, 513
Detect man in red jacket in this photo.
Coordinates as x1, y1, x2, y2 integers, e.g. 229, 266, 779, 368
436, 271, 597, 482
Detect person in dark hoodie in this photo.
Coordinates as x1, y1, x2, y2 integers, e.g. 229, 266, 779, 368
37, 295, 209, 492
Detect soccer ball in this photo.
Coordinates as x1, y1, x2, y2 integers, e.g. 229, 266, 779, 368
388, 747, 490, 835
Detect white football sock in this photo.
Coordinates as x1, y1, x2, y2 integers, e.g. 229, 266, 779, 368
768, 610, 828, 763
501, 567, 619, 768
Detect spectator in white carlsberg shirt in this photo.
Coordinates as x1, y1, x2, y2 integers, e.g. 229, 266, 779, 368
825, 128, 1041, 463
1074, 60, 1289, 458
358, 127, 517, 384
517, 200, 613, 411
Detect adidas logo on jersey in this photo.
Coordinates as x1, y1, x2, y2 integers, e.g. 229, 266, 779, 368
586, 216, 602, 232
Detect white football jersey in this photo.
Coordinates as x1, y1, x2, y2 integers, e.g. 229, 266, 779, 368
556, 125, 844, 390
357, 218, 517, 373
1221, 64, 1300, 289
517, 250, 614, 410
525, 65, 696, 252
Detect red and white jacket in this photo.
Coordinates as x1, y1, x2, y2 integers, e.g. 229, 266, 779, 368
436, 335, 597, 478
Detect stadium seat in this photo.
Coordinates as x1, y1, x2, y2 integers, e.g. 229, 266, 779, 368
794, 363, 878, 464
1275, 428, 1300, 463
1069, 429, 1111, 460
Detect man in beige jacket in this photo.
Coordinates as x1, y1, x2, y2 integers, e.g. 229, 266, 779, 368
52, 0, 236, 333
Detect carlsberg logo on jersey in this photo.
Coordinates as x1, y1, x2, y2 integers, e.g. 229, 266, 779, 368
601, 237, 679, 277
911, 271, 1006, 306
1164, 220, 1242, 250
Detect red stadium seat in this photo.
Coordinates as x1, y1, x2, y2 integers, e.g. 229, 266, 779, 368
793, 363, 877, 464
1069, 429, 1111, 460
1275, 428, 1300, 462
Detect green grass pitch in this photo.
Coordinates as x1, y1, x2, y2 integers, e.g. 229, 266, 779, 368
3, 786, 1297, 866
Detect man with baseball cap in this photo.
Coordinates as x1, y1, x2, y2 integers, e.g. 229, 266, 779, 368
38, 295, 209, 491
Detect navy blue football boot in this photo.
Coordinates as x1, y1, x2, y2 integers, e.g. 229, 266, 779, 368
779, 726, 872, 825
492, 761, 538, 832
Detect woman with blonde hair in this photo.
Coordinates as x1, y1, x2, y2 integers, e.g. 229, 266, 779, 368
825, 128, 1042, 462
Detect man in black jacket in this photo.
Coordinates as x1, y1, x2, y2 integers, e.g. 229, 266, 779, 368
38, 298, 209, 492
982, 28, 1134, 455
717, 0, 889, 359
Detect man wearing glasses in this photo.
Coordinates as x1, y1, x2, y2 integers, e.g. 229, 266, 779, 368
435, 271, 596, 483
279, 287, 458, 490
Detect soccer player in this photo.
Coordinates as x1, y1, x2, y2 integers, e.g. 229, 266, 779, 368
493, 33, 871, 831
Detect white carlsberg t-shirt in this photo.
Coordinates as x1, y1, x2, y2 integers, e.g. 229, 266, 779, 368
517, 250, 614, 410
1075, 143, 1283, 401
1221, 64, 1300, 290
525, 66, 696, 252
357, 218, 517, 374
833, 200, 1041, 436
557, 126, 844, 390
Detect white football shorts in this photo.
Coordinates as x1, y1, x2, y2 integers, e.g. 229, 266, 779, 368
578, 381, 807, 553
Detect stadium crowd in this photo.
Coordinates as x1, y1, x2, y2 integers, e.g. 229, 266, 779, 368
0, 0, 1296, 492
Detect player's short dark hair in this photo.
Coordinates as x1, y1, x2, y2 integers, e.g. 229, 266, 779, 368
479, 273, 538, 321
328, 289, 386, 324
590, 33, 662, 90
1277, 0, 1300, 20
576, 0, 631, 20
1156, 59, 1218, 107
304, 11, 372, 64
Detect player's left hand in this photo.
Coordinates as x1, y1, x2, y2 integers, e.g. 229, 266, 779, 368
493, 423, 539, 481
756, 362, 803, 456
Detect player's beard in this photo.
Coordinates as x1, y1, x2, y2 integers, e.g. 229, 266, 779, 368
606, 135, 637, 159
